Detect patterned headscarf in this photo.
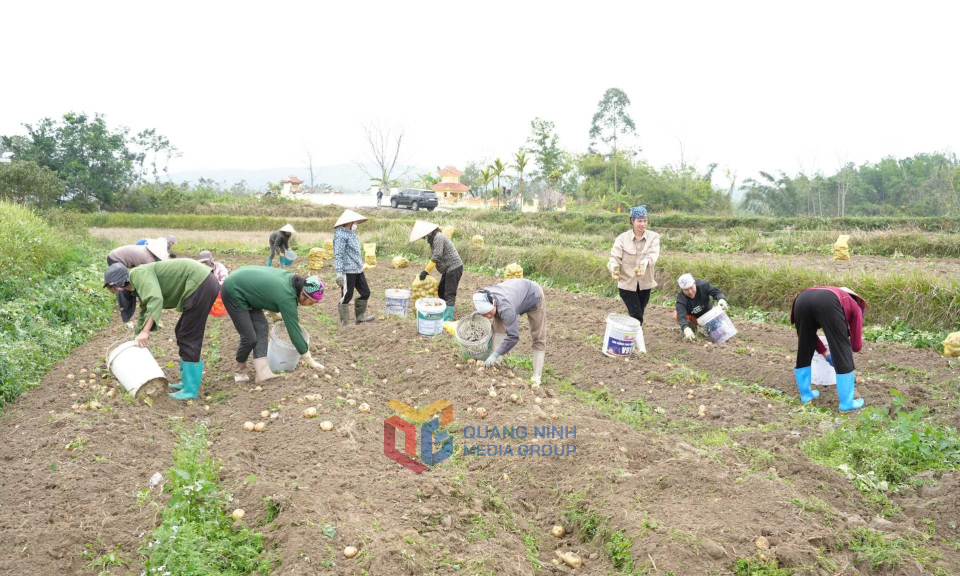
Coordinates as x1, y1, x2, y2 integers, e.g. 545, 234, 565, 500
304, 276, 325, 301
630, 205, 648, 220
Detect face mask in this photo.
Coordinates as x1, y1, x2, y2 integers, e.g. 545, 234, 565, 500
351, 224, 358, 231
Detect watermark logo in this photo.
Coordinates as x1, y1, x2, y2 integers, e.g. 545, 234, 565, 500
383, 398, 452, 474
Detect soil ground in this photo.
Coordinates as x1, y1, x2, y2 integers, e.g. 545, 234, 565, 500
1, 252, 959, 575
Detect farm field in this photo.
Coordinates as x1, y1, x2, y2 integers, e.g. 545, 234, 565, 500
2, 228, 960, 576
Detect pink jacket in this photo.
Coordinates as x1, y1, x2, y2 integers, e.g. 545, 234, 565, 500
791, 286, 864, 355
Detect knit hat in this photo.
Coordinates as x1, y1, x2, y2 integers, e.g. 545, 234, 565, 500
165, 235, 176, 246
104, 263, 130, 288
196, 250, 213, 263
473, 291, 494, 314
678, 273, 695, 290
303, 276, 325, 301
630, 205, 648, 220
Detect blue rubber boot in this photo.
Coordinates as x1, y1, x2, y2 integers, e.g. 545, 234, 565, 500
169, 357, 184, 390
836, 371, 864, 412
266, 257, 273, 267
169, 360, 202, 400
442, 306, 454, 322
794, 366, 819, 403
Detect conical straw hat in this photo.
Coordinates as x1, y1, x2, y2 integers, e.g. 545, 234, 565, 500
334, 209, 368, 228
409, 220, 439, 242
279, 223, 296, 234
145, 238, 170, 261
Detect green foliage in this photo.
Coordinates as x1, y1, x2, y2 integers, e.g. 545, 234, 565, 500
0, 202, 112, 407
847, 527, 938, 570
605, 530, 636, 572
141, 424, 272, 575
863, 318, 947, 352
0, 160, 65, 208
733, 557, 793, 575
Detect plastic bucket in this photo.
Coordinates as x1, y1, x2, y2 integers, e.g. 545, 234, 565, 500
697, 307, 738, 344
385, 289, 412, 317
811, 335, 836, 386
602, 313, 645, 357
416, 297, 447, 337
209, 291, 227, 317
267, 321, 310, 372
106, 341, 168, 398
280, 249, 297, 267
455, 313, 493, 361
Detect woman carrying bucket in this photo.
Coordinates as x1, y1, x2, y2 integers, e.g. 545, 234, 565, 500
409, 220, 463, 321
607, 205, 660, 326
221, 266, 325, 383
103, 259, 219, 400
473, 279, 546, 385
267, 224, 296, 267
790, 286, 867, 411
675, 273, 728, 341
333, 209, 375, 326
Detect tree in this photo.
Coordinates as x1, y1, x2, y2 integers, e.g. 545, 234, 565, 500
526, 118, 563, 183
589, 88, 636, 197
358, 121, 408, 192
0, 160, 65, 208
479, 168, 494, 203
461, 161, 484, 197
416, 172, 439, 189
302, 147, 323, 193
489, 158, 506, 208
511, 151, 528, 203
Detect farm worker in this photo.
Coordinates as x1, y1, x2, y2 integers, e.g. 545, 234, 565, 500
790, 286, 867, 411
197, 250, 229, 285
102, 259, 219, 400
333, 209, 375, 326
267, 224, 296, 267
377, 188, 384, 208
409, 220, 463, 321
675, 273, 728, 341
222, 267, 325, 383
106, 240, 170, 323
136, 235, 177, 257
473, 279, 546, 385
607, 205, 661, 326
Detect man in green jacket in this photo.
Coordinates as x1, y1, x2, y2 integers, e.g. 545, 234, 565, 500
104, 259, 219, 400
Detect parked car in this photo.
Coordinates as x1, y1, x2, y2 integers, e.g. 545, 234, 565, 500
390, 188, 438, 211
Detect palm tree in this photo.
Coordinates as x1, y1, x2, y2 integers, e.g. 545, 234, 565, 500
479, 168, 493, 204
416, 172, 438, 189
511, 151, 528, 203
489, 158, 506, 210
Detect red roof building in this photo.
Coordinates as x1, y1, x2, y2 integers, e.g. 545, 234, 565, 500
431, 166, 468, 202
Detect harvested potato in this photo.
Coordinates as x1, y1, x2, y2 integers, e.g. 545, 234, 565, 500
243, 422, 255, 431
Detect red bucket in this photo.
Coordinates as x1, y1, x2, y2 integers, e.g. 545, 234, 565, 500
210, 291, 227, 317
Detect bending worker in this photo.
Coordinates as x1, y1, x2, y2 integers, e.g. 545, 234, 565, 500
106, 239, 170, 323
137, 235, 177, 258
222, 266, 324, 384
790, 286, 867, 411
333, 209, 375, 325
675, 273, 728, 341
410, 220, 463, 321
197, 250, 229, 285
103, 258, 219, 400
267, 224, 296, 267
607, 205, 660, 326
473, 279, 546, 385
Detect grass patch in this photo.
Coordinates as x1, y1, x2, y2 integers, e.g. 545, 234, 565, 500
847, 526, 939, 570
733, 556, 793, 575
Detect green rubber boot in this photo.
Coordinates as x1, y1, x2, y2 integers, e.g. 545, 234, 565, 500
266, 257, 274, 267
169, 360, 203, 400
169, 357, 184, 390
442, 305, 454, 322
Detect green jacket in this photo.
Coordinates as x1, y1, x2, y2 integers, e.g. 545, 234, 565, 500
130, 259, 213, 333
222, 266, 309, 354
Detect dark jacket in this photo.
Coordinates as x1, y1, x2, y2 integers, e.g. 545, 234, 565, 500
675, 279, 725, 330
269, 231, 290, 252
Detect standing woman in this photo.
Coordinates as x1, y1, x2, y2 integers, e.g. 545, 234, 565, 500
607, 205, 661, 326
103, 259, 219, 400
221, 266, 325, 383
333, 209, 375, 326
267, 224, 296, 267
790, 286, 867, 411
409, 220, 463, 321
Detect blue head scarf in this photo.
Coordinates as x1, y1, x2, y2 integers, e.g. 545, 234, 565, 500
630, 205, 648, 220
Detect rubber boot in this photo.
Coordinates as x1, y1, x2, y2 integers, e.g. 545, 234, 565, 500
836, 371, 864, 412
169, 357, 185, 390
266, 257, 273, 267
355, 299, 375, 324
338, 303, 351, 326
253, 357, 278, 383
169, 360, 202, 400
442, 305, 455, 322
794, 366, 819, 404
234, 362, 251, 383
531, 350, 545, 385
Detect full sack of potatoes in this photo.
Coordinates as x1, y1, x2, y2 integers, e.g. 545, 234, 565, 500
309, 247, 324, 270
322, 239, 334, 260
833, 234, 850, 261
504, 263, 524, 280
442, 225, 456, 239
412, 274, 439, 300
392, 256, 409, 268
472, 235, 485, 251
364, 243, 377, 266
944, 331, 960, 358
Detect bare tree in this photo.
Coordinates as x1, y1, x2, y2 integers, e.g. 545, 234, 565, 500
836, 165, 854, 217
303, 146, 322, 193
357, 121, 409, 191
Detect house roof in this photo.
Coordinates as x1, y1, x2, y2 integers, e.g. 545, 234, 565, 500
282, 176, 304, 185
438, 166, 464, 177
431, 182, 469, 192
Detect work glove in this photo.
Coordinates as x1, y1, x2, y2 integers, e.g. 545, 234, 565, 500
717, 299, 728, 311
607, 262, 620, 281
483, 351, 502, 369
300, 351, 323, 370
683, 327, 696, 342
336, 273, 346, 288
419, 270, 428, 281
637, 259, 649, 277
425, 261, 437, 274
825, 354, 834, 367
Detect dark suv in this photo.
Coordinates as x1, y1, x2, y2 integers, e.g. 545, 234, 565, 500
390, 188, 438, 211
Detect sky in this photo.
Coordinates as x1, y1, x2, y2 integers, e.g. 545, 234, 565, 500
2, 0, 958, 188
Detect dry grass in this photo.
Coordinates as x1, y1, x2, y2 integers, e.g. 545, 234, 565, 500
88, 227, 332, 254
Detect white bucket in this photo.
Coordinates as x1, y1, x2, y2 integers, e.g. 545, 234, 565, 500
697, 307, 738, 344
106, 341, 168, 398
455, 313, 494, 361
416, 298, 447, 337
267, 321, 310, 372
811, 335, 837, 386
385, 289, 412, 317
602, 313, 644, 357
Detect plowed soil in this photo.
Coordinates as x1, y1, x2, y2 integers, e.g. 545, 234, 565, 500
1, 252, 959, 575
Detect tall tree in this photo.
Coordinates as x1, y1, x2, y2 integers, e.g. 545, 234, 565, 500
489, 158, 506, 204
526, 118, 563, 183
302, 147, 322, 193
479, 167, 493, 204
511, 151, 529, 202
0, 160, 65, 208
589, 88, 636, 197
358, 121, 408, 191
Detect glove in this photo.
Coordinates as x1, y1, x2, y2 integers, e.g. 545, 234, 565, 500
825, 354, 833, 367
425, 261, 437, 274
637, 259, 649, 277
300, 351, 323, 370
717, 299, 728, 311
483, 352, 502, 369
419, 270, 428, 281
607, 262, 620, 281
336, 273, 346, 288
683, 327, 696, 341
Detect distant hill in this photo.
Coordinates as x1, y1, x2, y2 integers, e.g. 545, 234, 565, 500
168, 163, 428, 192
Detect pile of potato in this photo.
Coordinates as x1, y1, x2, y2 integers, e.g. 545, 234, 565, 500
504, 263, 524, 280
442, 225, 456, 238
833, 234, 850, 261
392, 256, 409, 268
309, 247, 324, 270
471, 235, 485, 250
322, 239, 334, 260
412, 274, 439, 300
363, 243, 377, 266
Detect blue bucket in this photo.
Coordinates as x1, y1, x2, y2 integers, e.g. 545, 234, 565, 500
280, 249, 297, 267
